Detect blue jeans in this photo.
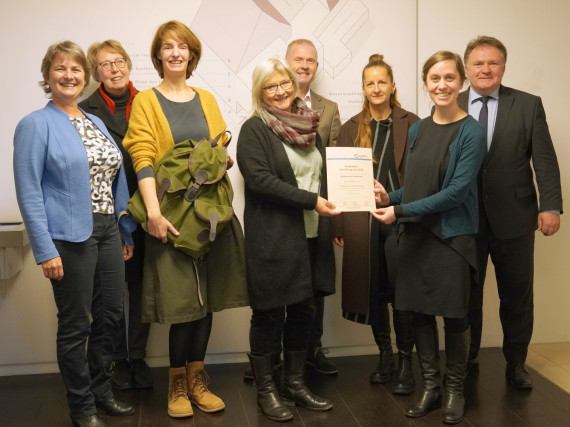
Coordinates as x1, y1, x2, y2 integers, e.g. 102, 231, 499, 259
51, 213, 125, 417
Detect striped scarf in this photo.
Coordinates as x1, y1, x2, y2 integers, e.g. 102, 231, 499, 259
258, 98, 320, 149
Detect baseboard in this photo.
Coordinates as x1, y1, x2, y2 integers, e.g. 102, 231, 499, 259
0, 344, 381, 376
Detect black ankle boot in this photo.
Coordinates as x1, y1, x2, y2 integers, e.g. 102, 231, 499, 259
248, 353, 292, 422
406, 323, 441, 418
281, 349, 333, 411
441, 329, 469, 424
392, 309, 415, 395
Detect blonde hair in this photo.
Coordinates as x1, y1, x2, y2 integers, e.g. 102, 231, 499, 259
39, 40, 90, 97
86, 40, 132, 83
250, 58, 298, 117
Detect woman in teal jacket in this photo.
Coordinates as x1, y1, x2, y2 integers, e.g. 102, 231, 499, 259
372, 51, 485, 425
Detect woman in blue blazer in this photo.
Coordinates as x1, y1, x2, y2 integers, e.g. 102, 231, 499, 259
13, 41, 136, 427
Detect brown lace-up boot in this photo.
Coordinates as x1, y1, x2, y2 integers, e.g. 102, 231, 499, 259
168, 367, 193, 418
186, 361, 225, 413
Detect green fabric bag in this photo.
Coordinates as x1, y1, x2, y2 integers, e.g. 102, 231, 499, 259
128, 131, 234, 258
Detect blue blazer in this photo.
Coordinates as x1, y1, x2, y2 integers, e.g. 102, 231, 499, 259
13, 101, 136, 264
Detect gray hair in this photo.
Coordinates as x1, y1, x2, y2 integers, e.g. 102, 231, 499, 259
250, 58, 298, 117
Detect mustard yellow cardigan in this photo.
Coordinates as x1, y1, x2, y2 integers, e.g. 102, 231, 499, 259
123, 87, 227, 172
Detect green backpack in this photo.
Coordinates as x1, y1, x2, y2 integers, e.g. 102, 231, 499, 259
128, 131, 234, 258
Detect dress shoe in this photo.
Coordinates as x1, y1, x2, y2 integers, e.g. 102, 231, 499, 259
506, 363, 533, 389
306, 347, 338, 375
70, 414, 107, 427
96, 397, 135, 416
131, 358, 154, 388
110, 359, 134, 390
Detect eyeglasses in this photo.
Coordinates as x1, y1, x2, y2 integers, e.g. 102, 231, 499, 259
99, 58, 127, 71
263, 80, 293, 95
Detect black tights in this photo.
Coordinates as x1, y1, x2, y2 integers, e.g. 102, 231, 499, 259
413, 312, 469, 334
169, 313, 213, 367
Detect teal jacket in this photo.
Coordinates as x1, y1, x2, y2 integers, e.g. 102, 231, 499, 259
389, 116, 486, 239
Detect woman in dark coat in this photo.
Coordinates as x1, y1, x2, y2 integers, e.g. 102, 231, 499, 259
372, 51, 486, 424
237, 57, 339, 422
79, 39, 153, 391
332, 54, 419, 394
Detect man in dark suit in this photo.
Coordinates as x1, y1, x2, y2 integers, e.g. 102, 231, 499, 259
286, 38, 341, 375
459, 36, 562, 389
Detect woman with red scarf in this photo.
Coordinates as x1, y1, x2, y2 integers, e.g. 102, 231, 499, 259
79, 40, 153, 391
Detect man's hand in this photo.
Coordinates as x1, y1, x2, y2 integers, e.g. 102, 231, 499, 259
538, 212, 560, 236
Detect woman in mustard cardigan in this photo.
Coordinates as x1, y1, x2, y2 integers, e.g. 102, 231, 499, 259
123, 20, 248, 419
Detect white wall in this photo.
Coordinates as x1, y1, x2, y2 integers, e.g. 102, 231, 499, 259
1, 0, 568, 375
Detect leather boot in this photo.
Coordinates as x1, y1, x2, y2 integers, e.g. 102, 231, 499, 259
392, 309, 415, 395
370, 304, 395, 384
186, 361, 225, 413
406, 323, 442, 418
441, 329, 470, 424
248, 353, 293, 422
244, 352, 282, 382
167, 367, 193, 418
282, 349, 333, 411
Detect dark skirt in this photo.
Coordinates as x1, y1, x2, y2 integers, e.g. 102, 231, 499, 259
342, 220, 397, 325
394, 223, 471, 318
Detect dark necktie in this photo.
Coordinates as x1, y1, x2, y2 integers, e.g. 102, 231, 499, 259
477, 96, 490, 132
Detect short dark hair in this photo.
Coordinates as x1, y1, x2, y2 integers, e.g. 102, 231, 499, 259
464, 35, 507, 64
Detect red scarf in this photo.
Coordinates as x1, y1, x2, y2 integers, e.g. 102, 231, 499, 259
98, 81, 137, 120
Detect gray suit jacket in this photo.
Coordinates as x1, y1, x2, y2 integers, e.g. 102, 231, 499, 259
459, 85, 562, 239
311, 90, 341, 147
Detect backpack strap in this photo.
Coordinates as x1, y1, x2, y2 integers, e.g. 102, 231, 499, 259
211, 130, 232, 147
184, 170, 208, 202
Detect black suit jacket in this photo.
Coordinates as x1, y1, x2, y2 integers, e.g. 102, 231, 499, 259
459, 85, 562, 239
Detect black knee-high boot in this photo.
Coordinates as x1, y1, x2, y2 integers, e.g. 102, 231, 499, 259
392, 308, 415, 395
441, 329, 470, 424
406, 323, 442, 418
248, 353, 293, 422
370, 304, 395, 384
281, 349, 333, 411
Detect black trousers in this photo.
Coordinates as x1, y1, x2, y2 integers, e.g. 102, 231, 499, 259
113, 226, 150, 361
469, 215, 535, 364
51, 214, 125, 417
309, 295, 324, 349
250, 297, 316, 355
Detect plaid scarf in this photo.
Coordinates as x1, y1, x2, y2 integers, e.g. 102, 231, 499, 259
258, 98, 320, 149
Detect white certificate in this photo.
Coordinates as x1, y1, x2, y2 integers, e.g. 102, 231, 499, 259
326, 147, 376, 212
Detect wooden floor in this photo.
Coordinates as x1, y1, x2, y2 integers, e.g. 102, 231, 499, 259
1, 348, 569, 426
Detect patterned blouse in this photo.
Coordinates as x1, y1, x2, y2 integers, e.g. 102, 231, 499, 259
70, 117, 122, 214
